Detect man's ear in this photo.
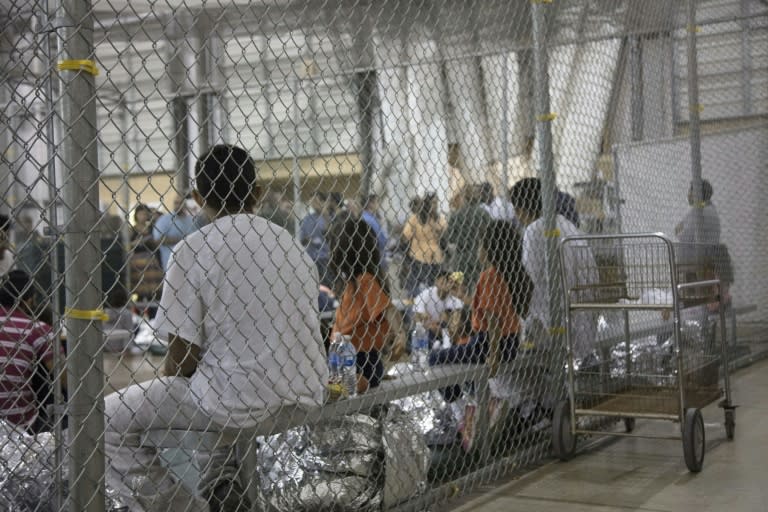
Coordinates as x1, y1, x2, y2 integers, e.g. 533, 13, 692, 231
192, 190, 204, 208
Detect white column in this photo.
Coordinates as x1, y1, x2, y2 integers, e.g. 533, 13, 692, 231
445, 56, 493, 184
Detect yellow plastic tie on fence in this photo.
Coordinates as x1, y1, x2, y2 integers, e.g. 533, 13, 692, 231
64, 308, 109, 321
537, 112, 557, 122
531, 0, 553, 4
520, 340, 536, 351
544, 228, 561, 238
690, 104, 704, 113
549, 326, 567, 336
448, 484, 461, 497
57, 59, 100, 76
686, 24, 701, 33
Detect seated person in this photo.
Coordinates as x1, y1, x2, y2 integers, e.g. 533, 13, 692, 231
445, 306, 472, 348
329, 218, 406, 394
429, 221, 533, 399
413, 269, 465, 341
103, 145, 328, 512
0, 270, 65, 433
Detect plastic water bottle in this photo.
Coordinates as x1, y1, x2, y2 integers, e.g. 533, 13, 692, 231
411, 322, 430, 372
328, 333, 343, 385
339, 335, 358, 397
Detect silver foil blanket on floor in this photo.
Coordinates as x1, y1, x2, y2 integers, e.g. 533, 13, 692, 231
0, 420, 127, 511
577, 318, 713, 389
259, 407, 428, 511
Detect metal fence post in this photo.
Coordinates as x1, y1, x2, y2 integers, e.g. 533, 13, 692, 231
531, 1, 564, 345
56, 0, 106, 509
501, 54, 511, 218
686, 0, 704, 243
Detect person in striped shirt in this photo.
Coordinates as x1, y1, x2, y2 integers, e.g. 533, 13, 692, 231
0, 269, 62, 431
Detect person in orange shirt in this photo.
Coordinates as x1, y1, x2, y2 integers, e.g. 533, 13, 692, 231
329, 218, 406, 393
429, 220, 532, 369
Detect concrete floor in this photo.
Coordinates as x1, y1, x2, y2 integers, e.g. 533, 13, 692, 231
449, 357, 768, 512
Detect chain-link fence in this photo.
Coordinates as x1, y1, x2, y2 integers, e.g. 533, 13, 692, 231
0, 0, 766, 510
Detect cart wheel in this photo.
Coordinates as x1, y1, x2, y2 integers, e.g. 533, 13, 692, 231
552, 400, 577, 461
724, 409, 735, 441
624, 417, 636, 433
683, 408, 705, 473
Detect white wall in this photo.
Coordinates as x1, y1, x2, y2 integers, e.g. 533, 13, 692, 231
615, 124, 768, 316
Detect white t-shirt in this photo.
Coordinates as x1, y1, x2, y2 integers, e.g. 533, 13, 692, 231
154, 214, 328, 428
522, 215, 598, 359
413, 286, 464, 322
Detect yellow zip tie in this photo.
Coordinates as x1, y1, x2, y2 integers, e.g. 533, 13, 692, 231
686, 24, 701, 33
532, 0, 553, 3
544, 228, 561, 238
690, 104, 704, 113
64, 308, 109, 321
520, 341, 536, 351
57, 59, 100, 76
549, 326, 567, 336
537, 112, 557, 122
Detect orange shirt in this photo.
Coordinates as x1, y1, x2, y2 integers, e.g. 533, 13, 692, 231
332, 273, 392, 353
471, 267, 521, 337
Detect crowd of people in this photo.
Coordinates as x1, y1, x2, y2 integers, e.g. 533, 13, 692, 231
0, 137, 729, 511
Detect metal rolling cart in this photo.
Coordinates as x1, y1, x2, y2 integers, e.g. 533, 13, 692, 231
552, 233, 736, 472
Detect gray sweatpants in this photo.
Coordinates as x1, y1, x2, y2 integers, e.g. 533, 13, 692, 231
104, 376, 239, 512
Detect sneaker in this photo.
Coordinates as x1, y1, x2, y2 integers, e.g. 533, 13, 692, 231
207, 480, 251, 512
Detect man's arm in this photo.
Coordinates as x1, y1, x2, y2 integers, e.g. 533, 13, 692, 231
164, 335, 201, 378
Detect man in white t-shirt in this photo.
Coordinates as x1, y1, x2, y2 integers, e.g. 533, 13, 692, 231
103, 145, 328, 512
509, 178, 598, 360
413, 270, 465, 336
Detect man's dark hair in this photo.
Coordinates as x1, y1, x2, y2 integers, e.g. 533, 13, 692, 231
195, 145, 256, 212
0, 270, 34, 308
691, 179, 714, 202
508, 178, 542, 218
134, 204, 152, 216
478, 182, 494, 205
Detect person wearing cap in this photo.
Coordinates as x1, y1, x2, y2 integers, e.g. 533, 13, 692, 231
0, 270, 64, 432
509, 178, 597, 359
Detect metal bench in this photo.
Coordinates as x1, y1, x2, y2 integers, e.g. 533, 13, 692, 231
139, 428, 260, 510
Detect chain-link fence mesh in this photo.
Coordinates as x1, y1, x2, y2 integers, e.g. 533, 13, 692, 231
0, 0, 766, 510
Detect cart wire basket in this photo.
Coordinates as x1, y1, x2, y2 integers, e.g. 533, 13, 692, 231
552, 233, 736, 473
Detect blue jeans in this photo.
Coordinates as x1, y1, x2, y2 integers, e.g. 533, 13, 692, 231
429, 332, 519, 401
357, 350, 384, 389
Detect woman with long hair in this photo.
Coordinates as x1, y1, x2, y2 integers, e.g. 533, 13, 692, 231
329, 218, 406, 393
401, 192, 446, 298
